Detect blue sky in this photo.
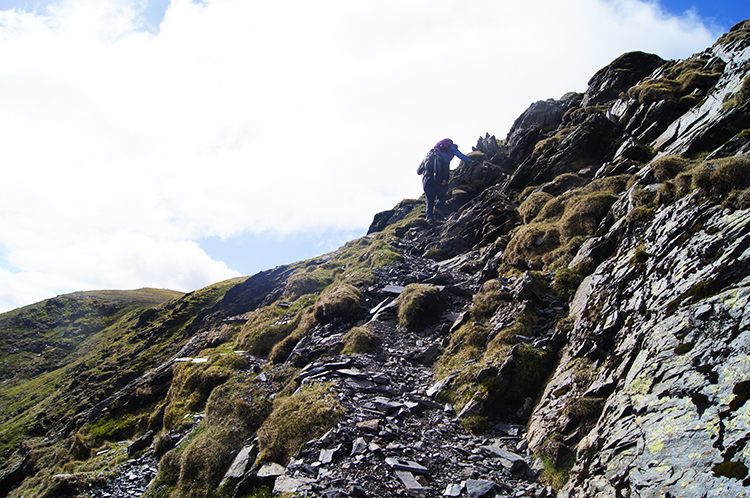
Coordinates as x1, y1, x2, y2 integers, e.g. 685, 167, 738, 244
1, 1, 743, 31
659, 1, 747, 29
0, 0, 747, 313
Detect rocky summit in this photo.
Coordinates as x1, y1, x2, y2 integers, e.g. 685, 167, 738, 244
2, 20, 750, 498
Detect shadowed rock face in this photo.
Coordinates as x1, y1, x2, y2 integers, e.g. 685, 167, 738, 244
2, 20, 750, 498
582, 51, 665, 107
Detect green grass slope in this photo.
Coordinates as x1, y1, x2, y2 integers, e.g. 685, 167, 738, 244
0, 281, 246, 479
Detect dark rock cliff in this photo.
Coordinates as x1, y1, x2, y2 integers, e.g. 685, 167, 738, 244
2, 19, 750, 498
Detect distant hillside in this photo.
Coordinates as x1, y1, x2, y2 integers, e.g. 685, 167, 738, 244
0, 289, 184, 381
1, 19, 749, 498
0, 282, 243, 480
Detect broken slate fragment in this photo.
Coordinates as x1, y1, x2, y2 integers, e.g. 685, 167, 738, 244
127, 430, 153, 457
410, 343, 440, 364
369, 298, 392, 315
443, 482, 463, 497
345, 377, 377, 390
426, 374, 456, 398
370, 298, 399, 322
295, 366, 327, 382
404, 400, 420, 413
256, 462, 286, 478
351, 437, 368, 455
395, 470, 427, 497
357, 419, 380, 432
273, 475, 311, 494
385, 457, 428, 474
364, 396, 404, 416
383, 285, 405, 294
319, 445, 341, 465
456, 397, 482, 419
407, 395, 443, 411
370, 372, 390, 384
494, 423, 520, 437
466, 479, 496, 498
336, 368, 369, 378
482, 444, 527, 472
322, 359, 354, 370
220, 444, 257, 484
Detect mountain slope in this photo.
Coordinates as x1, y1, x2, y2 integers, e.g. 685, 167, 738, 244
2, 19, 750, 498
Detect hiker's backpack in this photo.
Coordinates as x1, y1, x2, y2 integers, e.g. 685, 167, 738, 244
417, 148, 440, 177
434, 138, 454, 152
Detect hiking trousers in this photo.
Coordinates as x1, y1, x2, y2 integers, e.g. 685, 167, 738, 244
424, 179, 448, 219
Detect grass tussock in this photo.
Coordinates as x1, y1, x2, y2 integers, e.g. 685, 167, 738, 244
537, 452, 573, 491
627, 57, 723, 106
563, 396, 605, 426
551, 267, 585, 302
656, 154, 750, 208
503, 224, 561, 270
171, 425, 238, 498
236, 296, 315, 358
722, 188, 750, 211
471, 280, 512, 322
558, 192, 617, 241
268, 307, 317, 364
703, 155, 750, 197
505, 176, 629, 271
86, 406, 153, 445
162, 351, 250, 430
533, 128, 574, 158
257, 383, 342, 464
714, 20, 750, 48
435, 297, 549, 419
342, 326, 381, 354
396, 284, 443, 330
519, 191, 554, 224
651, 155, 690, 182
282, 273, 326, 300
440, 323, 490, 372
313, 284, 362, 324
504, 344, 551, 404
204, 376, 274, 430
152, 373, 284, 498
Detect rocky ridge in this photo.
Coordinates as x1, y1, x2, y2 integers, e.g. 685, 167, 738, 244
1, 19, 750, 498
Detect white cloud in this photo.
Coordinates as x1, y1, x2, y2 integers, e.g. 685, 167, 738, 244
0, 231, 238, 311
0, 0, 724, 312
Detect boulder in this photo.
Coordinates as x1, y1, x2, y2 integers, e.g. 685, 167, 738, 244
582, 51, 664, 107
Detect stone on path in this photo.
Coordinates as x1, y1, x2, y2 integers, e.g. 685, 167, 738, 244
443, 482, 463, 497
395, 470, 427, 497
385, 457, 428, 474
466, 479, 497, 498
273, 475, 311, 494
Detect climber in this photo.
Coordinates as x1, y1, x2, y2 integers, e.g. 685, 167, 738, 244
417, 138, 472, 221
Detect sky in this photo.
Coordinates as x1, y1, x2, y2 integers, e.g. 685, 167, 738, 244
0, 0, 747, 313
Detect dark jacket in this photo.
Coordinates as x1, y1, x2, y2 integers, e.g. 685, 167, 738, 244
421, 144, 471, 187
